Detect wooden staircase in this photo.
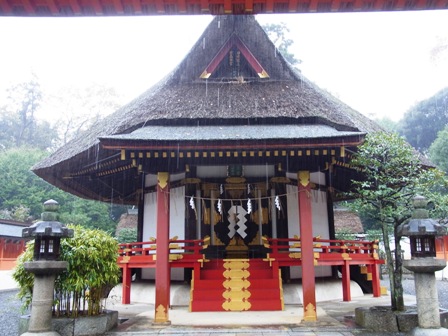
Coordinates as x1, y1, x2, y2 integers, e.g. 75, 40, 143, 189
190, 259, 283, 312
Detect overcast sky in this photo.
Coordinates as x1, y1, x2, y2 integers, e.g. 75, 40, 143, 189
1, 10, 447, 122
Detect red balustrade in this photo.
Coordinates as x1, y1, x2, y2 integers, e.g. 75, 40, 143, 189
117, 236, 383, 304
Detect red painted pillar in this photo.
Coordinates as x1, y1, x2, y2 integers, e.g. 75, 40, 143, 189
341, 261, 351, 301
154, 172, 171, 324
298, 171, 317, 321
121, 263, 131, 304
371, 263, 381, 297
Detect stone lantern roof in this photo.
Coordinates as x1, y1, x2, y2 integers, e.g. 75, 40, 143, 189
22, 199, 73, 239
398, 195, 447, 237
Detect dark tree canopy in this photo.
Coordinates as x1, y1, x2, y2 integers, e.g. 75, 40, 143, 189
399, 87, 448, 152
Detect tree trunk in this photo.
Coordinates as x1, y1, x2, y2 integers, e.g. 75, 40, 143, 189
381, 221, 404, 311
393, 226, 405, 311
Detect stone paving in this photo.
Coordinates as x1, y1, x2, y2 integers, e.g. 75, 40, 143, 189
0, 270, 439, 336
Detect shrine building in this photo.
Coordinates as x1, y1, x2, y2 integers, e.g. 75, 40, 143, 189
33, 15, 384, 323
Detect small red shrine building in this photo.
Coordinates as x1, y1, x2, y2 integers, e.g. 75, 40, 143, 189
33, 15, 384, 323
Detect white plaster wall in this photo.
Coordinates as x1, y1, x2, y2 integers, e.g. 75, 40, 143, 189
287, 185, 331, 279
141, 186, 186, 281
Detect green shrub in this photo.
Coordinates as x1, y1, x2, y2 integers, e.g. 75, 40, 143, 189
116, 227, 137, 244
13, 224, 120, 317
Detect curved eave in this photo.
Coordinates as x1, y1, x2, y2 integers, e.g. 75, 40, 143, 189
99, 134, 366, 151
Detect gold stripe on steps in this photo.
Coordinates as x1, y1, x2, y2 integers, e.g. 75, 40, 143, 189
222, 259, 251, 311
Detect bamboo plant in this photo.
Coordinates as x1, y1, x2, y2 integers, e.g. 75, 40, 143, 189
13, 224, 120, 317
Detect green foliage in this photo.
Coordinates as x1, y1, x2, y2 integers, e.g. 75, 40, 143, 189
59, 199, 117, 234
414, 167, 448, 225
350, 132, 421, 224
116, 227, 138, 244
13, 225, 120, 317
0, 147, 118, 232
0, 147, 54, 217
429, 125, 448, 173
262, 22, 300, 66
399, 87, 448, 152
374, 117, 399, 134
12, 246, 34, 312
350, 131, 422, 311
334, 228, 356, 241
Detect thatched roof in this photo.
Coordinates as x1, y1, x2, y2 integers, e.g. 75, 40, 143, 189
33, 15, 382, 202
334, 209, 364, 234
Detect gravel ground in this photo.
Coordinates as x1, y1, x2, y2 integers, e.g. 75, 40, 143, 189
385, 275, 448, 310
1, 277, 448, 336
0, 289, 25, 336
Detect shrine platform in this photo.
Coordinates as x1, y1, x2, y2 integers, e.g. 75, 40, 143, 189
105, 283, 417, 335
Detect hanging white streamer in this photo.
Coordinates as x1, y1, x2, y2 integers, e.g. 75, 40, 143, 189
217, 199, 223, 215
275, 195, 281, 211
220, 184, 224, 195
247, 184, 251, 195
247, 198, 252, 214
189, 196, 195, 210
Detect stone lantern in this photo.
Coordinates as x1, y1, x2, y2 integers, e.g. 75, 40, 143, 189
21, 200, 73, 336
398, 195, 447, 335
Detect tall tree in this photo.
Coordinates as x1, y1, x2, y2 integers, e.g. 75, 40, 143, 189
429, 124, 448, 173
47, 84, 123, 146
399, 87, 448, 153
0, 76, 58, 151
262, 22, 301, 66
349, 132, 423, 311
0, 147, 119, 232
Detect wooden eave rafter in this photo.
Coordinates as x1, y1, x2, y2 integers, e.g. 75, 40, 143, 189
100, 136, 363, 151
200, 33, 269, 79
1, 0, 448, 16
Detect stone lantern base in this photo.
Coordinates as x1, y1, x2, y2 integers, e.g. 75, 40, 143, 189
22, 260, 68, 336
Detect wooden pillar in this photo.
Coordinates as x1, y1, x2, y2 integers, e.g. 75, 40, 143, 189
154, 172, 171, 324
341, 261, 351, 301
371, 263, 381, 297
298, 171, 317, 321
121, 263, 132, 304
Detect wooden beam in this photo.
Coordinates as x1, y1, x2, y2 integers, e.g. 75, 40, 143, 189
200, 35, 233, 78
68, 0, 82, 15
309, 0, 319, 11
233, 35, 269, 78
201, 0, 209, 12
245, 0, 253, 12
298, 171, 317, 321
353, 0, 363, 10
178, 0, 187, 13
154, 172, 171, 324
113, 0, 124, 14
155, 0, 165, 13
341, 261, 351, 301
121, 262, 132, 304
91, 0, 104, 14
330, 0, 341, 11
0, 0, 12, 14
46, 0, 60, 14
224, 0, 232, 14
22, 0, 36, 14
132, 0, 142, 14
288, 0, 298, 12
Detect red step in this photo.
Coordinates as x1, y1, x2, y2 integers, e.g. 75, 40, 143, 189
190, 258, 283, 312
